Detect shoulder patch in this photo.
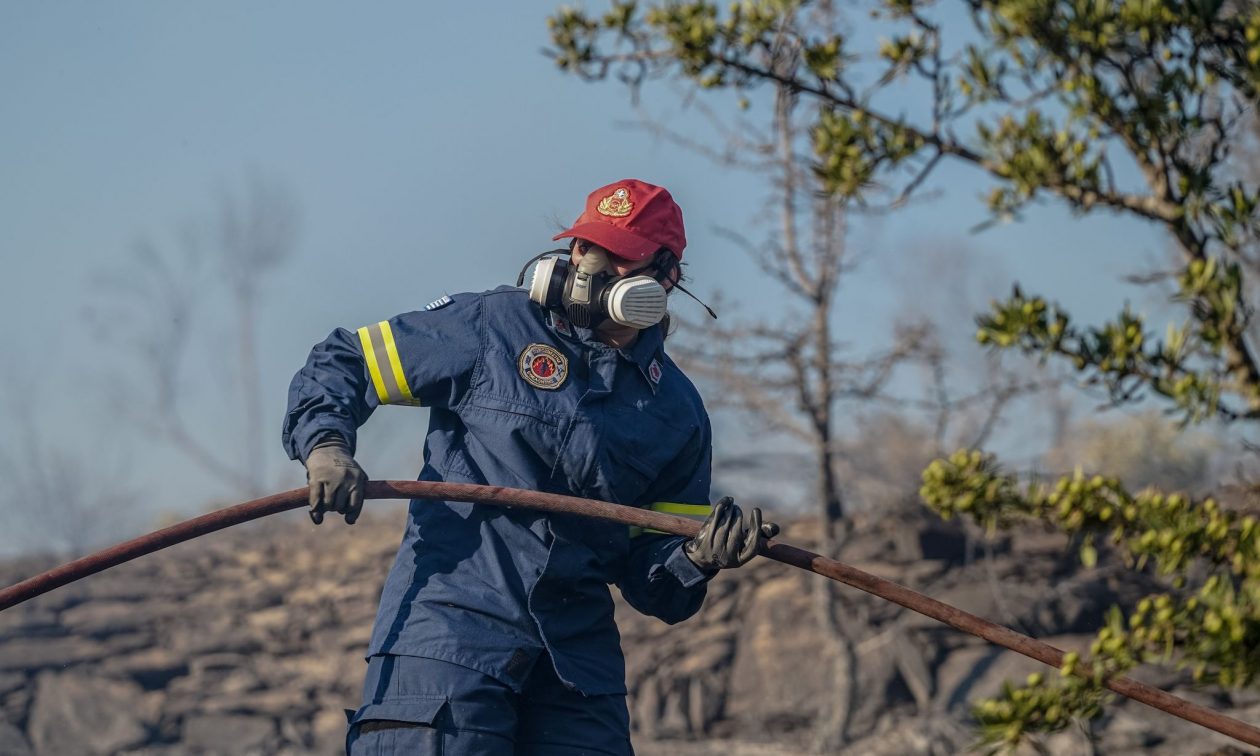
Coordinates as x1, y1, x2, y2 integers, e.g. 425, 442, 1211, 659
425, 295, 453, 311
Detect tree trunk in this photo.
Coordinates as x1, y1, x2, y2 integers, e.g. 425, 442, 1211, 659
811, 445, 857, 752
811, 549, 857, 752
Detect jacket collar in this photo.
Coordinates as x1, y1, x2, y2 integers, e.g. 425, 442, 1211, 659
546, 310, 665, 393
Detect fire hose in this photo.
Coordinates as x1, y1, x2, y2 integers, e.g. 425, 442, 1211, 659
1, 480, 1257, 748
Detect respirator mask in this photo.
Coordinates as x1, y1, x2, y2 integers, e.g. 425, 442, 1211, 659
517, 247, 670, 330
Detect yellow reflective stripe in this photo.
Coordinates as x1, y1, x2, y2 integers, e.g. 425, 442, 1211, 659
630, 502, 714, 537
357, 325, 391, 404
649, 502, 713, 517
378, 320, 417, 405
356, 321, 420, 407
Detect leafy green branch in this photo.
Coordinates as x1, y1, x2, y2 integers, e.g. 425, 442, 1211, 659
921, 449, 1260, 749
974, 268, 1260, 421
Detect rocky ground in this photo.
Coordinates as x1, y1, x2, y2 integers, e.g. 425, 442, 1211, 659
0, 504, 1257, 755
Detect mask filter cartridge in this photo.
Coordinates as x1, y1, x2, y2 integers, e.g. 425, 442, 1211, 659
524, 249, 668, 329
605, 277, 668, 329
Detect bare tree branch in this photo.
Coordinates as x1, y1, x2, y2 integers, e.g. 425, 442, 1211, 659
87, 174, 300, 499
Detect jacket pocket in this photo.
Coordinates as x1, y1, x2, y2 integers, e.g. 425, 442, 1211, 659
603, 407, 693, 505
615, 451, 661, 499
346, 697, 446, 755
469, 393, 563, 426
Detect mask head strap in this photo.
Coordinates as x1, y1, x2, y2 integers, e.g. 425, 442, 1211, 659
672, 281, 717, 320
646, 247, 717, 320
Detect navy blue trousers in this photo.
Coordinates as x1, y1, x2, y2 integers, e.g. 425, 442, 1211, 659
346, 654, 633, 755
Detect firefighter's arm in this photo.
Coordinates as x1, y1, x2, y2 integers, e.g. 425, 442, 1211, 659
281, 325, 375, 465
282, 295, 484, 462
617, 416, 717, 624
281, 295, 484, 521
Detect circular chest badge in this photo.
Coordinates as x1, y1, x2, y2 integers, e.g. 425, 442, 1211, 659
518, 343, 569, 390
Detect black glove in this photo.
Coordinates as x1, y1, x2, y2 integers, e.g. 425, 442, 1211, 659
304, 436, 367, 525
684, 496, 780, 571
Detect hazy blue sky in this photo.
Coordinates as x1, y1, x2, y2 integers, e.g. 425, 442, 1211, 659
0, 2, 1170, 553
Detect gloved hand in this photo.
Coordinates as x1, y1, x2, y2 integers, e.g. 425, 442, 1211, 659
684, 496, 780, 571
304, 436, 367, 525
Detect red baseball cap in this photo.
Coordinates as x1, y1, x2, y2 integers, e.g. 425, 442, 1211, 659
553, 179, 687, 262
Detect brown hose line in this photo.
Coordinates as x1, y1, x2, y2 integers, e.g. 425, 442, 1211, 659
1, 480, 1257, 747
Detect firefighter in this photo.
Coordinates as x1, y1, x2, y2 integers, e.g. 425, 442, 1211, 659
282, 179, 777, 755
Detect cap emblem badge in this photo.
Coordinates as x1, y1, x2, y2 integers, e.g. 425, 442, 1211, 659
519, 343, 569, 390
596, 187, 633, 218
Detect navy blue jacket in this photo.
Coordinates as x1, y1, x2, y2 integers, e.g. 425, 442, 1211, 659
282, 286, 715, 695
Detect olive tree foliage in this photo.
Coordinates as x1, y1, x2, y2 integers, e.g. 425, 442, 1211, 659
549, 0, 1260, 749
